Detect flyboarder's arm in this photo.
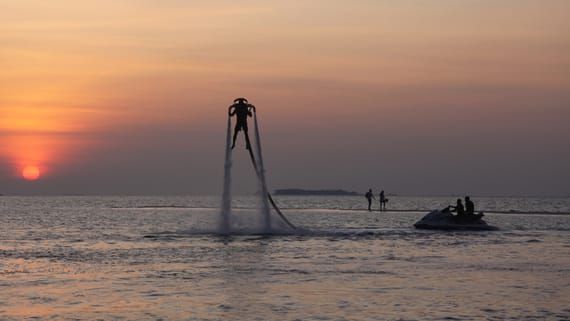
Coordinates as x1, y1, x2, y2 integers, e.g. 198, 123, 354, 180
248, 104, 255, 116
228, 105, 236, 116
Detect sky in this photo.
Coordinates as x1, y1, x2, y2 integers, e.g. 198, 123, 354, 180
1, 0, 569, 196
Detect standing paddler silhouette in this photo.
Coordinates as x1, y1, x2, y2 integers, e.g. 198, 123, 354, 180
228, 97, 256, 150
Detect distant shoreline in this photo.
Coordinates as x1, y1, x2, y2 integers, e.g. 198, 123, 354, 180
273, 189, 359, 196
1, 194, 568, 198
104, 206, 570, 215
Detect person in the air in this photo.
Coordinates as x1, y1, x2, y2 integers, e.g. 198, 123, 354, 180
228, 98, 255, 149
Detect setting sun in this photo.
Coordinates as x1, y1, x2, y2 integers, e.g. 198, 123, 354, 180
22, 166, 41, 181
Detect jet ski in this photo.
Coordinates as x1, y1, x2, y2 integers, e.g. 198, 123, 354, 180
414, 207, 498, 231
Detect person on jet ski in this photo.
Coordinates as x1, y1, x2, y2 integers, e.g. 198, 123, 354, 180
450, 198, 467, 222
228, 98, 255, 149
465, 196, 475, 215
465, 196, 484, 221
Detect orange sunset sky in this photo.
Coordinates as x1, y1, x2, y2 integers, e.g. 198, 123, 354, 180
1, 0, 569, 195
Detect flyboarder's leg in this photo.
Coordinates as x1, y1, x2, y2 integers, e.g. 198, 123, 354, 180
231, 127, 239, 149
244, 129, 252, 150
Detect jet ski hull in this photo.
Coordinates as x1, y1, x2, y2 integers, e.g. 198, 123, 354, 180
414, 210, 498, 231
414, 223, 499, 231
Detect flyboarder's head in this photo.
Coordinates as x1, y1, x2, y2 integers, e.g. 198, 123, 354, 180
465, 196, 470, 201
457, 198, 462, 204
234, 97, 248, 105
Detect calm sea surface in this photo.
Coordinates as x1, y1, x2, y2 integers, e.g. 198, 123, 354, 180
0, 196, 569, 320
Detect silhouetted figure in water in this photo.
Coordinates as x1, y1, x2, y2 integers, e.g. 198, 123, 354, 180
229, 97, 255, 149
379, 190, 387, 211
365, 189, 375, 212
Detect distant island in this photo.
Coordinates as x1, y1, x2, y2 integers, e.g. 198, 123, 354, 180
274, 189, 360, 196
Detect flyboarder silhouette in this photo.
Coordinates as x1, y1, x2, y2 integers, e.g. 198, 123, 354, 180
222, 97, 297, 230
228, 97, 256, 149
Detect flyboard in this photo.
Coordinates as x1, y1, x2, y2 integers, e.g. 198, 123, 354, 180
221, 98, 296, 231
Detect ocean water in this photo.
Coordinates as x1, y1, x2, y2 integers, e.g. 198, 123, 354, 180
0, 196, 569, 321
